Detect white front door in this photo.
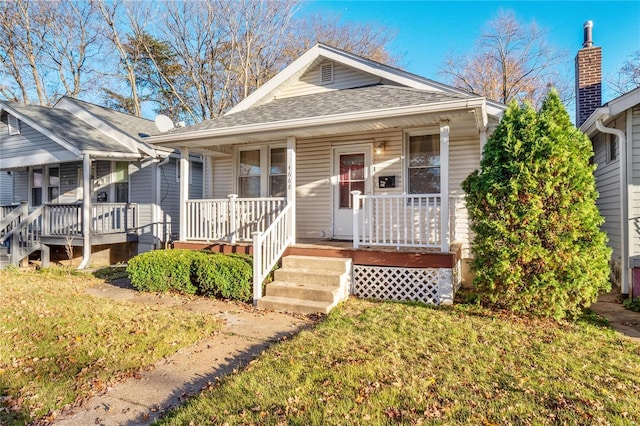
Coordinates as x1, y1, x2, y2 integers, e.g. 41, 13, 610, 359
332, 145, 372, 240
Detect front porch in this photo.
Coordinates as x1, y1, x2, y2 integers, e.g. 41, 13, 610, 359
0, 201, 139, 267
175, 191, 463, 308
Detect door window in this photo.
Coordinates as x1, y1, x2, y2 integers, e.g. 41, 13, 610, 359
338, 153, 365, 208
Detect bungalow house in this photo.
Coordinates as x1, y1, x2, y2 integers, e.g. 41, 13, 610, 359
0, 97, 203, 269
577, 22, 640, 298
147, 43, 506, 312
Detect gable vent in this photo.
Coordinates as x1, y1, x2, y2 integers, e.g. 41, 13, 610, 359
7, 114, 20, 136
320, 62, 334, 85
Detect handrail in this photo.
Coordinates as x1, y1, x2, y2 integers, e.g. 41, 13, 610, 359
252, 203, 293, 304
3, 205, 42, 265
0, 202, 27, 236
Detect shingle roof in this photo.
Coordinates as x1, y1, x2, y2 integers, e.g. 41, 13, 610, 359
169, 85, 470, 134
2, 101, 139, 153
58, 97, 161, 142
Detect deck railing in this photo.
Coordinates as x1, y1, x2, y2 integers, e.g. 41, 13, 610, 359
184, 195, 287, 243
352, 193, 462, 249
252, 203, 294, 303
43, 203, 138, 236
1, 204, 19, 222
0, 204, 42, 265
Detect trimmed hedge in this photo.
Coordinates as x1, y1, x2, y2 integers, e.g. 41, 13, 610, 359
127, 249, 253, 302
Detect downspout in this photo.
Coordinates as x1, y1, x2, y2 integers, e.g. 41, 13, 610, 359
155, 155, 171, 248
595, 119, 629, 294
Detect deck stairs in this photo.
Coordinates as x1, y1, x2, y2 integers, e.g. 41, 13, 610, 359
257, 255, 352, 314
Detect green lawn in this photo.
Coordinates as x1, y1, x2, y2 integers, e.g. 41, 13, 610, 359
0, 268, 221, 425
158, 299, 640, 425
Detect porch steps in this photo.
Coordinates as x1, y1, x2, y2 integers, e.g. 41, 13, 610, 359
257, 255, 352, 314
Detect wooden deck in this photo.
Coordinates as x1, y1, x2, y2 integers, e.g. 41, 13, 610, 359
172, 239, 461, 268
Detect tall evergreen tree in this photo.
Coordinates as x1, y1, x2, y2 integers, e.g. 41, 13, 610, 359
462, 90, 611, 319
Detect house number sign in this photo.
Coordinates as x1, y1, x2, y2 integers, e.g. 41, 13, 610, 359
287, 164, 292, 191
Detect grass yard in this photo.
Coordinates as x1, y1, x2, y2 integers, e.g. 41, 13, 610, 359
158, 299, 640, 425
0, 268, 221, 425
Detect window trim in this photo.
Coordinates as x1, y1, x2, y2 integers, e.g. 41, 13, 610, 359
403, 129, 441, 195
8, 114, 20, 135
235, 144, 286, 198
605, 133, 618, 163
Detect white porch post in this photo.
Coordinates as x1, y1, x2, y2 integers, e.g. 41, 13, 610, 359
352, 191, 361, 249
286, 136, 296, 244
78, 153, 91, 269
179, 147, 190, 242
479, 127, 487, 159
440, 121, 450, 253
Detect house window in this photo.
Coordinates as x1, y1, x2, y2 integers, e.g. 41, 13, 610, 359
48, 167, 60, 203
238, 146, 286, 198
175, 158, 193, 184
239, 149, 261, 198
606, 133, 618, 163
8, 115, 20, 135
32, 168, 43, 206
407, 133, 440, 194
269, 148, 286, 197
114, 161, 129, 203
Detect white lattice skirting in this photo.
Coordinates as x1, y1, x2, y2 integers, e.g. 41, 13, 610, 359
352, 262, 461, 305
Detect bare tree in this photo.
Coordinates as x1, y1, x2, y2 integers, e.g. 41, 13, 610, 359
440, 10, 569, 107
0, 0, 101, 105
610, 50, 640, 96
285, 13, 399, 66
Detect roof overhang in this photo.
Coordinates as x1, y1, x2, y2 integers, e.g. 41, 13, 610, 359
150, 97, 491, 149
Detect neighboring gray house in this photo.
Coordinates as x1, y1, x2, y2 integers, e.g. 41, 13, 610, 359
0, 97, 202, 268
577, 21, 640, 298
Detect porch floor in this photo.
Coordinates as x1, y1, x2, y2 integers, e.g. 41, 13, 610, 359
173, 239, 462, 269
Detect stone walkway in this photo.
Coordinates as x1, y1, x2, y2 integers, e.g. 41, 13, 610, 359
51, 281, 313, 426
590, 290, 640, 342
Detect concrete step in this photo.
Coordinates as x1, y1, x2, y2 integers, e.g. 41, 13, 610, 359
256, 295, 335, 315
274, 267, 346, 286
265, 281, 341, 303
282, 255, 351, 273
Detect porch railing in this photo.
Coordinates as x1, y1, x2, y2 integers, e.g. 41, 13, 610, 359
43, 203, 138, 236
352, 193, 462, 250
184, 195, 287, 243
0, 204, 42, 265
252, 203, 294, 303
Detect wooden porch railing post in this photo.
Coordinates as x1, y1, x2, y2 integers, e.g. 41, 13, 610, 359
42, 204, 49, 236
228, 194, 238, 244
352, 191, 361, 249
252, 230, 262, 304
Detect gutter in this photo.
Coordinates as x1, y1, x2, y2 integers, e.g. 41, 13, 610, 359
149, 98, 487, 145
595, 118, 629, 295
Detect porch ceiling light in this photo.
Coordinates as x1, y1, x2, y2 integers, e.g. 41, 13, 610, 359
375, 141, 385, 155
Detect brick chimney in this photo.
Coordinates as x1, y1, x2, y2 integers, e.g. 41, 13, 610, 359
575, 20, 602, 126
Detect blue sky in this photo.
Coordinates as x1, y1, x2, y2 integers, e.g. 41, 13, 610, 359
299, 1, 640, 105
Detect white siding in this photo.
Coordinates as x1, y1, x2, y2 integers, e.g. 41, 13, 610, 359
593, 130, 622, 261
293, 124, 480, 249
629, 107, 640, 256
275, 62, 384, 99
212, 157, 233, 198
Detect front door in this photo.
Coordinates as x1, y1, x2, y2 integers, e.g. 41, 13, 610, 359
332, 145, 372, 240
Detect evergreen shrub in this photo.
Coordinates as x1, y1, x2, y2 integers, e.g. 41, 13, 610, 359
127, 249, 201, 294
127, 249, 254, 302
462, 91, 611, 319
